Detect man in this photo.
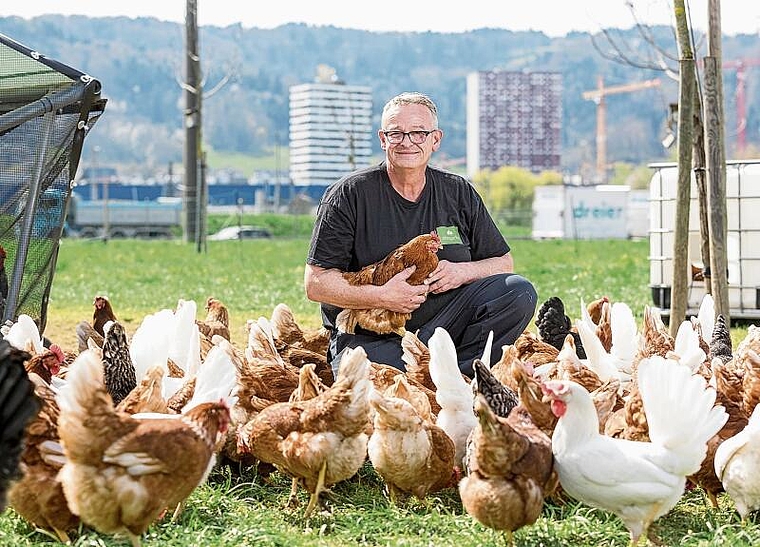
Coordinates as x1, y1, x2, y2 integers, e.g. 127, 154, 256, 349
305, 91, 536, 378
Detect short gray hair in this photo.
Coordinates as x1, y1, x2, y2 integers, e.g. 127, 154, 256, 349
381, 92, 438, 129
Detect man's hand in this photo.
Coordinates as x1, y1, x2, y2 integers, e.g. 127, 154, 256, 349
384, 266, 430, 313
425, 260, 471, 294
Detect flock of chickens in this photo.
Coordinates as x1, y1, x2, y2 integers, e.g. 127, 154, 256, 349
1, 290, 760, 546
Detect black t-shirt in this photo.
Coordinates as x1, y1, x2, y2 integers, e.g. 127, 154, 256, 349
307, 162, 510, 332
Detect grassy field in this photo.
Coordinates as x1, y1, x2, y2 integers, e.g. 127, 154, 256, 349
2, 236, 758, 546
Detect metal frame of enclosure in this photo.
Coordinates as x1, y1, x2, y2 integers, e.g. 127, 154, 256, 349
0, 32, 106, 332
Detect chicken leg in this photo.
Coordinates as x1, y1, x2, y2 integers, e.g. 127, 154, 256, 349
303, 460, 327, 518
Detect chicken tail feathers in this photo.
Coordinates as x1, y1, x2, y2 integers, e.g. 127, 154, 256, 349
56, 349, 125, 461
638, 356, 728, 474
335, 309, 357, 334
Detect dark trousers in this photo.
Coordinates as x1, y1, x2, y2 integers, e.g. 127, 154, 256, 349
328, 273, 537, 378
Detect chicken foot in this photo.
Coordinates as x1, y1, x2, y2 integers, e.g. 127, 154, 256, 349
287, 477, 300, 508
303, 461, 328, 519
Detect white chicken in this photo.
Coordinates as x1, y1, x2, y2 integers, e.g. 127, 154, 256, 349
542, 356, 727, 545
714, 403, 760, 520
427, 327, 477, 469
576, 301, 637, 385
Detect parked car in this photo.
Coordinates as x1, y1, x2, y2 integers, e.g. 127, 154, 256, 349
208, 225, 272, 240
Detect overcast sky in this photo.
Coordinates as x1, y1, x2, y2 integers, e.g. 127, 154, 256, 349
4, 0, 759, 36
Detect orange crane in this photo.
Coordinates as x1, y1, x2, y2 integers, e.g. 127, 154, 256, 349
722, 58, 760, 154
582, 76, 661, 182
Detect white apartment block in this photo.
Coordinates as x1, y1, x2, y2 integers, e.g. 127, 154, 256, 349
289, 82, 373, 186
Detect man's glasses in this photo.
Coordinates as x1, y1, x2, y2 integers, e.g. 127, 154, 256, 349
381, 130, 436, 144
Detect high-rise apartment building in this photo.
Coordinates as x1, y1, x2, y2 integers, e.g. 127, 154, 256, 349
466, 71, 562, 177
289, 68, 373, 186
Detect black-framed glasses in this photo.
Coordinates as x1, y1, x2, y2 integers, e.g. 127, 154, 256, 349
381, 130, 436, 144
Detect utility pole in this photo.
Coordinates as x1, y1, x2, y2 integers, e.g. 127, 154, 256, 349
184, 0, 202, 246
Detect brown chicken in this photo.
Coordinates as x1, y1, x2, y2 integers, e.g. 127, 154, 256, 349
367, 390, 457, 502
239, 345, 372, 518
459, 395, 557, 544
401, 330, 436, 392
75, 294, 118, 352
513, 330, 559, 368
687, 357, 749, 507
270, 302, 330, 356
492, 344, 558, 438
195, 296, 231, 341
369, 361, 441, 416
116, 365, 170, 415
0, 340, 41, 513
634, 305, 674, 366
8, 374, 80, 542
336, 231, 443, 336
56, 349, 230, 547
24, 344, 65, 385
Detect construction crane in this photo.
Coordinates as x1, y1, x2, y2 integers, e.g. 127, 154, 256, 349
723, 58, 760, 154
582, 76, 661, 182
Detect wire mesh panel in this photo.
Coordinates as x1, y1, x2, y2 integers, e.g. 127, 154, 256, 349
0, 33, 106, 333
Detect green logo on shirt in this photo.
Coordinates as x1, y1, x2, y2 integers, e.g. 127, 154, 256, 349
437, 226, 462, 245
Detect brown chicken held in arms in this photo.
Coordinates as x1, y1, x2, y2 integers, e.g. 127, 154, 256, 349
459, 395, 557, 545
56, 349, 230, 547
240, 346, 372, 518
336, 231, 442, 336
8, 374, 80, 542
0, 340, 41, 512
76, 294, 118, 352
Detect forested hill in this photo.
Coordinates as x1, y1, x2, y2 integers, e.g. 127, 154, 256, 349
2, 15, 758, 175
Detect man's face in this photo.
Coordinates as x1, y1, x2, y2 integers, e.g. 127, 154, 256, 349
379, 104, 441, 170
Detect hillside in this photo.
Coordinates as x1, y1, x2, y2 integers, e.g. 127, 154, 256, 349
2, 15, 758, 177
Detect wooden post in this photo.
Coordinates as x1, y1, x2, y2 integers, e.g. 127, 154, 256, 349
184, 0, 201, 245
704, 0, 730, 323
670, 0, 696, 336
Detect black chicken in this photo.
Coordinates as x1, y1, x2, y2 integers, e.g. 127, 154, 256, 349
101, 321, 137, 405
0, 339, 41, 512
709, 313, 733, 364
535, 296, 586, 359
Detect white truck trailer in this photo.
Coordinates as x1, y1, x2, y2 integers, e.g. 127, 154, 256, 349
66, 196, 182, 238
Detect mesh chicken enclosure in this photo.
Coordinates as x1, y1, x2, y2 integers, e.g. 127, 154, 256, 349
0, 33, 106, 333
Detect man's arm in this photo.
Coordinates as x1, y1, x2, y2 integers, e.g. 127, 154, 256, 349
425, 252, 513, 295
304, 264, 428, 314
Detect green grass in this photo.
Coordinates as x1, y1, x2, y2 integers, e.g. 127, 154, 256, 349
3, 236, 756, 546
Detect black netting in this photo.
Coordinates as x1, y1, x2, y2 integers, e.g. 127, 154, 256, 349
0, 33, 106, 333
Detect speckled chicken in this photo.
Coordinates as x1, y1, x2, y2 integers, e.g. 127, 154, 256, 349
239, 346, 372, 518
336, 231, 442, 336
101, 321, 137, 406
535, 296, 586, 359
472, 358, 518, 419
459, 395, 557, 545
0, 340, 41, 513
709, 314, 733, 364
367, 390, 457, 502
